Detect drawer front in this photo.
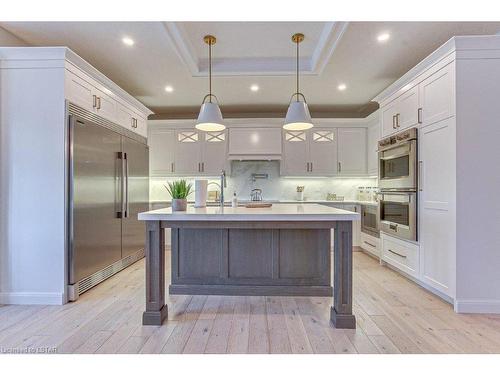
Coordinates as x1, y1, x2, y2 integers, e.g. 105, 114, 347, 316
382, 235, 419, 277
360, 232, 380, 258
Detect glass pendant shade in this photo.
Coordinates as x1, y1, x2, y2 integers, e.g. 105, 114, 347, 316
284, 100, 313, 131
195, 100, 225, 131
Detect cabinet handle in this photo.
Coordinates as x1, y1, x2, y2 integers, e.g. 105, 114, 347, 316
418, 108, 423, 124
363, 241, 376, 248
92, 95, 97, 109
97, 97, 101, 110
392, 115, 396, 129
310, 162, 313, 172
171, 162, 174, 173
388, 249, 407, 259
202, 162, 205, 172
338, 162, 342, 173
396, 113, 400, 128
306, 162, 309, 172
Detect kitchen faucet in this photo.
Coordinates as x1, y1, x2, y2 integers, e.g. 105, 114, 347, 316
220, 169, 227, 208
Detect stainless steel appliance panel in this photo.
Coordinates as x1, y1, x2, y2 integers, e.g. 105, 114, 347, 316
121, 137, 149, 258
378, 191, 417, 242
69, 116, 123, 283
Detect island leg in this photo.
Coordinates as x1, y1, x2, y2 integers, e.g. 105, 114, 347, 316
142, 221, 168, 325
331, 221, 356, 329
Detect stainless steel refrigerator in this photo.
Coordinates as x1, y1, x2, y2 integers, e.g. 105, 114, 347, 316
67, 104, 149, 301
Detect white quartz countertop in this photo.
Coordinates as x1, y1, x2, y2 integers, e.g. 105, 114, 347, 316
150, 199, 378, 207
138, 203, 360, 222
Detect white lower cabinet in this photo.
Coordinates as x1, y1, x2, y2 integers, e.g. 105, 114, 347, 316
381, 233, 420, 278
360, 232, 380, 258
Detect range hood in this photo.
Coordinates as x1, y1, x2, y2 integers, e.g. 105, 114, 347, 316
227, 127, 282, 160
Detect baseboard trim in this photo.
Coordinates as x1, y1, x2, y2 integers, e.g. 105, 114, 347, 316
454, 299, 500, 313
0, 292, 65, 305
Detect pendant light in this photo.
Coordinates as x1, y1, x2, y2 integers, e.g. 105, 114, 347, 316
195, 35, 225, 131
284, 33, 313, 131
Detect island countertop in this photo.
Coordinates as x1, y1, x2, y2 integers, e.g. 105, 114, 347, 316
138, 203, 360, 222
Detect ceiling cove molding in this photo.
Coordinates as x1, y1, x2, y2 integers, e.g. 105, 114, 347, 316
162, 22, 349, 77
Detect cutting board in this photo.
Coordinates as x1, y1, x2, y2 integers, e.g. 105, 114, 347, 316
244, 202, 273, 208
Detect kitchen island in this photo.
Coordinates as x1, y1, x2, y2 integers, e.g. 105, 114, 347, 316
138, 203, 359, 328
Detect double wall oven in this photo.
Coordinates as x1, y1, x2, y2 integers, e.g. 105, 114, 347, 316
378, 128, 418, 242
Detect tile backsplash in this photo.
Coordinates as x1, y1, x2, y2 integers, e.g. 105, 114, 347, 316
150, 161, 377, 202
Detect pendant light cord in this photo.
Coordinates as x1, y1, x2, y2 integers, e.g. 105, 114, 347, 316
209, 41, 212, 103
296, 38, 299, 101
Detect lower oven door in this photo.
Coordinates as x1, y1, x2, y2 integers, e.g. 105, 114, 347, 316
378, 191, 417, 242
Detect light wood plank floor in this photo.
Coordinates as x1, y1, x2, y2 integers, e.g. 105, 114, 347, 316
1, 251, 500, 354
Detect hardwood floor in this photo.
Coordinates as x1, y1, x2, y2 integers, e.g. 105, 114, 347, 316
1, 251, 500, 354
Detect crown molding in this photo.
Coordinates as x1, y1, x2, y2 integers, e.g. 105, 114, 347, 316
162, 22, 348, 77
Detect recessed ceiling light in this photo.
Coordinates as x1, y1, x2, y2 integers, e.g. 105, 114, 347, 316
377, 33, 390, 43
122, 37, 135, 46
250, 84, 259, 92
165, 85, 174, 93
337, 84, 347, 91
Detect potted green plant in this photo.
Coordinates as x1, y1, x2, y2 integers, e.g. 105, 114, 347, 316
164, 180, 193, 211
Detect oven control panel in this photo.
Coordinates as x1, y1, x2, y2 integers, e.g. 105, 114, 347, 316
378, 127, 418, 151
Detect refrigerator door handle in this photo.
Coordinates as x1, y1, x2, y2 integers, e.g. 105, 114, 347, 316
117, 152, 125, 218
125, 152, 129, 218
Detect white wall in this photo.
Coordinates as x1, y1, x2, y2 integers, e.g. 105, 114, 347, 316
455, 56, 500, 313
0, 66, 67, 304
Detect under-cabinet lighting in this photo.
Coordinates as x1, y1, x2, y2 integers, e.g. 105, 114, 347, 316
165, 85, 174, 93
250, 84, 259, 92
337, 84, 347, 91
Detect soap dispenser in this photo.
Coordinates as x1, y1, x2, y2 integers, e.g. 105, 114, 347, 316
231, 192, 238, 208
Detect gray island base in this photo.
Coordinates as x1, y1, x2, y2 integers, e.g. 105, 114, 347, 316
138, 204, 359, 329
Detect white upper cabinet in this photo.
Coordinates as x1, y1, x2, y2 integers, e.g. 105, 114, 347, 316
381, 85, 419, 137
64, 53, 151, 138
150, 128, 227, 176
367, 124, 379, 176
228, 128, 281, 159
396, 85, 419, 130
149, 128, 175, 176
65, 70, 96, 113
309, 129, 338, 176
282, 130, 309, 175
174, 130, 203, 174
93, 87, 116, 122
282, 128, 338, 176
337, 128, 367, 175
201, 131, 228, 175
419, 63, 455, 127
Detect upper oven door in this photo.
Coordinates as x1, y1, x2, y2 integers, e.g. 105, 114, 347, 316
378, 140, 417, 190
